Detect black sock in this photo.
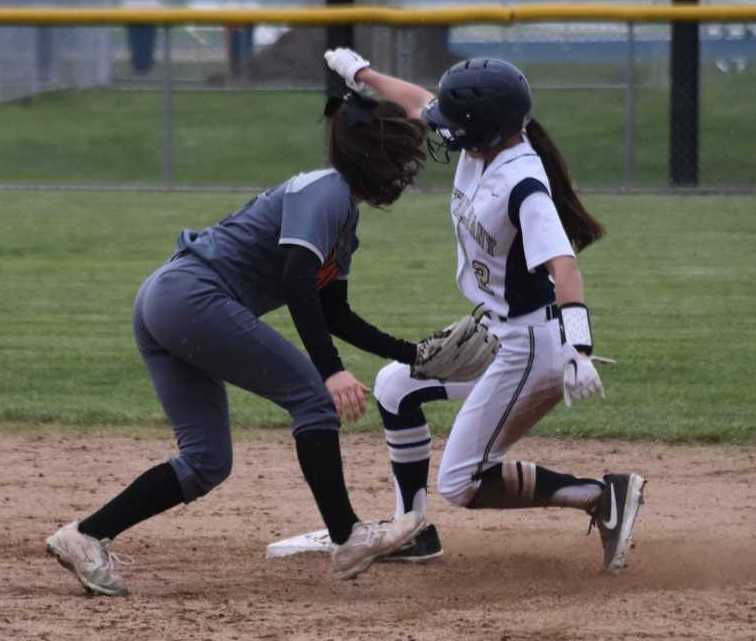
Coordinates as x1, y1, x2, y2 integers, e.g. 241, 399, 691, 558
295, 429, 359, 545
392, 459, 429, 513
470, 462, 605, 510
78, 462, 184, 541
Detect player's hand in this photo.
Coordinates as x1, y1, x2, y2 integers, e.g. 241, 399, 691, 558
324, 48, 370, 91
561, 345, 609, 407
325, 370, 370, 422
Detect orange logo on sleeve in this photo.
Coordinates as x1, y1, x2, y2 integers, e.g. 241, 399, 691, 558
316, 250, 341, 289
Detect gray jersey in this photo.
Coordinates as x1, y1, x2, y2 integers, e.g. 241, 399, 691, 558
176, 169, 359, 316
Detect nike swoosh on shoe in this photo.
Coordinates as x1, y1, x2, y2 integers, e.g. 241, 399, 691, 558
602, 483, 618, 530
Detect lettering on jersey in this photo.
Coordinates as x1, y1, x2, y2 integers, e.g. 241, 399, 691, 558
472, 259, 495, 295
455, 205, 498, 257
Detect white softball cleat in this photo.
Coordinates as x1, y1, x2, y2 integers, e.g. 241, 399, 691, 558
331, 510, 426, 580
46, 521, 129, 596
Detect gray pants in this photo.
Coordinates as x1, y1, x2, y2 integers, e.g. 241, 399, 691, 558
133, 255, 339, 502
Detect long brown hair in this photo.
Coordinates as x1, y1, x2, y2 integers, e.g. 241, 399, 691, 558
526, 118, 605, 252
328, 97, 426, 207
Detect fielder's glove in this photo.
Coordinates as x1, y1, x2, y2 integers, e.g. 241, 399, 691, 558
411, 306, 500, 382
324, 48, 371, 91
559, 303, 616, 407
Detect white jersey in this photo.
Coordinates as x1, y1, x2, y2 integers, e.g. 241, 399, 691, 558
374, 138, 610, 525
450, 137, 574, 320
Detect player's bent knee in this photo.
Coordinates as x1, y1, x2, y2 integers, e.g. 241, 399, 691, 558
373, 361, 411, 413
437, 475, 477, 508
195, 458, 233, 497
177, 452, 233, 501
438, 486, 476, 508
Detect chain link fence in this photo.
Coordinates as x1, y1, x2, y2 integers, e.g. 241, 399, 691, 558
0, 0, 112, 101
0, 1, 754, 189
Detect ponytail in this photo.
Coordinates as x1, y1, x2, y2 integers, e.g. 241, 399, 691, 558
525, 118, 605, 252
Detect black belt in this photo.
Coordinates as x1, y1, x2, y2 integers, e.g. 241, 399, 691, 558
498, 303, 559, 323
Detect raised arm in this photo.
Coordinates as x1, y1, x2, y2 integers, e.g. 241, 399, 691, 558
356, 68, 435, 120
325, 48, 434, 120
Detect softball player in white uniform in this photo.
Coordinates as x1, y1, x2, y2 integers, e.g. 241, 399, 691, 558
326, 50, 646, 573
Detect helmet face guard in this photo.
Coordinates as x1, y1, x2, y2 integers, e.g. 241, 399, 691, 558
433, 124, 464, 152
425, 134, 452, 165
423, 98, 501, 157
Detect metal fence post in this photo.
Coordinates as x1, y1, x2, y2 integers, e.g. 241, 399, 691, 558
670, 0, 700, 186
389, 27, 399, 76
624, 21, 636, 187
162, 25, 175, 184
397, 27, 412, 80
325, 0, 355, 96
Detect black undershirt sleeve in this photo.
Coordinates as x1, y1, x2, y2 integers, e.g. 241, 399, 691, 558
281, 245, 344, 380
281, 246, 417, 380
319, 280, 417, 365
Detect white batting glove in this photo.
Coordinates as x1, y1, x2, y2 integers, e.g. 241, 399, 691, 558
324, 48, 370, 91
562, 345, 609, 407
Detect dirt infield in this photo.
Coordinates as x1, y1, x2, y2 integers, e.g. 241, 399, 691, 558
1, 430, 755, 641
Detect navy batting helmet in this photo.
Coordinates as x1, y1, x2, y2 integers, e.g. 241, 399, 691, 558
423, 58, 532, 154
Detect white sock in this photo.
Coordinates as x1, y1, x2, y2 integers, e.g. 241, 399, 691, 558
551, 483, 603, 509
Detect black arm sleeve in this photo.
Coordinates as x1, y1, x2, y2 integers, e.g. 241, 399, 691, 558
319, 280, 417, 364
281, 245, 343, 380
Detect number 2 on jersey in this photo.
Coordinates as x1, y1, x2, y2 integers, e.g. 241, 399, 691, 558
472, 259, 495, 295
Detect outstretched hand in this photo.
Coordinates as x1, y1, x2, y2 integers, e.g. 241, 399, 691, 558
325, 370, 371, 422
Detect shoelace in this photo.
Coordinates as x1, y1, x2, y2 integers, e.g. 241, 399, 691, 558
350, 522, 386, 547
100, 540, 135, 569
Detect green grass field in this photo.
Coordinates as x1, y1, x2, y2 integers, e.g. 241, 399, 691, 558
1, 190, 755, 442
1, 65, 754, 188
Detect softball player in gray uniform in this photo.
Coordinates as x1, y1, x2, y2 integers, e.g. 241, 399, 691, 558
46, 93, 428, 595
326, 50, 646, 572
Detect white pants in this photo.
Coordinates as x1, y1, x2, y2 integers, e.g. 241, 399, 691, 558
374, 311, 564, 508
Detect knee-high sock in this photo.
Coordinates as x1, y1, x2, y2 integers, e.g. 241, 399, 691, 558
470, 461, 604, 510
78, 462, 184, 541
295, 429, 359, 545
378, 402, 431, 518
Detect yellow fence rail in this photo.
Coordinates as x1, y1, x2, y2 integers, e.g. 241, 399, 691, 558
0, 4, 755, 27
